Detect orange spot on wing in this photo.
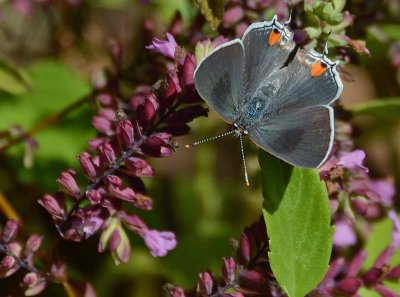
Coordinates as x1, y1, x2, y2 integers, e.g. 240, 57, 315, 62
310, 61, 328, 77
269, 29, 281, 46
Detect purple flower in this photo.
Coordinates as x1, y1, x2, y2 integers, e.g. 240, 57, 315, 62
333, 219, 357, 248
350, 178, 395, 207
389, 210, 400, 248
223, 6, 244, 26
22, 272, 46, 296
338, 150, 369, 173
141, 230, 177, 257
146, 33, 177, 59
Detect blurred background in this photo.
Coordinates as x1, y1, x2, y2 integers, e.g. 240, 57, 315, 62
0, 0, 399, 296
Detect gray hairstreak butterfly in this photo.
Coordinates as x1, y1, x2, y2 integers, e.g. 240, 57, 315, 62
190, 15, 343, 185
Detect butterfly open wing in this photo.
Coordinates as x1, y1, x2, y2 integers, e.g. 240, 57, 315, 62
193, 39, 245, 124
261, 49, 343, 112
249, 105, 334, 168
241, 16, 296, 102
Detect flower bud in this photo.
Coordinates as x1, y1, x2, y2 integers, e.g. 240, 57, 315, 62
143, 133, 174, 157
98, 143, 116, 166
144, 94, 159, 124
336, 277, 362, 295
362, 267, 382, 284
239, 270, 267, 291
22, 272, 47, 296
38, 194, 66, 220
116, 120, 134, 147
104, 175, 122, 188
92, 115, 113, 136
57, 170, 81, 198
87, 189, 103, 204
125, 157, 154, 177
120, 212, 147, 232
198, 271, 214, 295
25, 235, 43, 254
2, 220, 18, 243
181, 54, 196, 87
238, 231, 251, 265
374, 284, 398, 297
78, 152, 97, 181
221, 257, 236, 283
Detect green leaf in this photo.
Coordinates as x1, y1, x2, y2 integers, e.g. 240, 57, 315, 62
350, 97, 400, 121
259, 150, 333, 297
377, 24, 400, 40
0, 60, 93, 167
194, 0, 227, 30
0, 60, 31, 95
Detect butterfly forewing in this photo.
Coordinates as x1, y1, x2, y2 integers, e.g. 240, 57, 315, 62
260, 49, 343, 114
194, 39, 245, 124
241, 16, 296, 103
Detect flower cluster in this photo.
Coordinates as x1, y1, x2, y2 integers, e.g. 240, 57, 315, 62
0, 220, 95, 296
165, 217, 285, 297
319, 120, 396, 249
317, 210, 400, 297
39, 33, 208, 264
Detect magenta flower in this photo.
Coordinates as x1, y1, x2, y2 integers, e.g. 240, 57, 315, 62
338, 150, 369, 173
333, 219, 357, 248
223, 6, 244, 26
141, 230, 177, 257
146, 33, 177, 59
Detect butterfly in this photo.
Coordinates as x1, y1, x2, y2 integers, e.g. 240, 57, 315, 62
192, 16, 343, 184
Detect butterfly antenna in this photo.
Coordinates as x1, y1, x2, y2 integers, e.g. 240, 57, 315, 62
185, 130, 236, 148
239, 133, 250, 187
323, 31, 331, 57
284, 5, 293, 27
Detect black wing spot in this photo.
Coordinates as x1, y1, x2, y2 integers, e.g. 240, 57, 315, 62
275, 128, 305, 153
280, 45, 299, 69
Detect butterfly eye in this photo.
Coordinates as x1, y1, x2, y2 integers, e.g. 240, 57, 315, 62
269, 28, 281, 46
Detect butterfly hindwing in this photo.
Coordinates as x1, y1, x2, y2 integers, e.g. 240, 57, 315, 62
249, 105, 334, 168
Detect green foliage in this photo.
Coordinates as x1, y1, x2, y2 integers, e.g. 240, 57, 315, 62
350, 98, 400, 121
194, 0, 227, 30
259, 150, 333, 297
0, 60, 31, 95
0, 60, 93, 188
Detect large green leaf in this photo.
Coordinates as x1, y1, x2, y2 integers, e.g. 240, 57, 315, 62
350, 97, 400, 121
259, 150, 333, 297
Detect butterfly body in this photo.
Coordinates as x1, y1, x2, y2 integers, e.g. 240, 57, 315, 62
194, 16, 343, 168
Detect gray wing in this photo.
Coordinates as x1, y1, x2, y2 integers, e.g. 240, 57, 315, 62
261, 49, 343, 112
241, 16, 296, 102
249, 105, 334, 168
193, 39, 245, 124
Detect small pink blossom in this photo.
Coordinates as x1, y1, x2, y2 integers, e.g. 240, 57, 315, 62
142, 230, 177, 257
146, 33, 177, 59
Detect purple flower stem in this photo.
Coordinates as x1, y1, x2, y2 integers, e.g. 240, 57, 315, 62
60, 86, 196, 234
